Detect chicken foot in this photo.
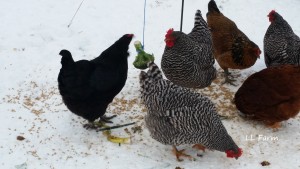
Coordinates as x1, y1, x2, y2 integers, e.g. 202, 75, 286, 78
100, 114, 117, 123
266, 122, 281, 131
83, 114, 116, 130
222, 69, 236, 86
172, 145, 194, 162
83, 120, 108, 130
192, 144, 206, 152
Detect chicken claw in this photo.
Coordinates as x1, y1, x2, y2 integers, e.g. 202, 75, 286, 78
83, 120, 108, 130
100, 115, 117, 123
266, 122, 281, 131
83, 115, 118, 130
221, 69, 237, 86
222, 78, 236, 86
172, 146, 194, 162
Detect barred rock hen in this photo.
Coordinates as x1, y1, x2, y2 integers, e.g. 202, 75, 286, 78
58, 34, 133, 129
264, 10, 300, 67
161, 10, 216, 89
235, 65, 300, 129
207, 0, 261, 85
139, 62, 242, 161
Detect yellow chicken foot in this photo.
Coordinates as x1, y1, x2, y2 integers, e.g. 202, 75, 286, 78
172, 145, 194, 162
192, 144, 206, 152
266, 122, 281, 131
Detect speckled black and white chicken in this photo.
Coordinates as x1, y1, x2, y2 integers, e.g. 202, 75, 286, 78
264, 10, 300, 67
139, 62, 242, 161
161, 10, 216, 89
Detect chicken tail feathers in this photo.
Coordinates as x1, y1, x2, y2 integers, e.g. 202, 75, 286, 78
147, 62, 163, 81
91, 34, 133, 64
193, 10, 207, 29
208, 0, 220, 13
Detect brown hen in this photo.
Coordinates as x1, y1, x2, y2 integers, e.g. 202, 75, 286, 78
206, 0, 261, 85
234, 65, 300, 129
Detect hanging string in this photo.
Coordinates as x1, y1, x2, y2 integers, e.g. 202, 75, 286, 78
180, 0, 184, 32
68, 0, 86, 28
142, 0, 147, 50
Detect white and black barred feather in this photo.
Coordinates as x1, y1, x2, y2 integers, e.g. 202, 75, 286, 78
139, 62, 239, 153
161, 10, 216, 89
264, 11, 300, 67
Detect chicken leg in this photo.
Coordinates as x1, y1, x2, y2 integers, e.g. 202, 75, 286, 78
192, 144, 206, 152
83, 120, 107, 130
266, 121, 281, 131
83, 114, 117, 130
172, 145, 193, 161
100, 114, 117, 123
222, 69, 236, 86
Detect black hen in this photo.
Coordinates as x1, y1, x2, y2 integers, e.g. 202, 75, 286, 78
58, 34, 134, 129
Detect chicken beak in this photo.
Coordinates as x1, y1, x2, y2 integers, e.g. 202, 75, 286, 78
127, 34, 134, 38
257, 49, 261, 58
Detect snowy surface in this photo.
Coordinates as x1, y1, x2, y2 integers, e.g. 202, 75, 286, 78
1, 0, 300, 169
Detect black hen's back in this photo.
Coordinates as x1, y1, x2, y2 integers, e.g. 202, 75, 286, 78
58, 34, 133, 122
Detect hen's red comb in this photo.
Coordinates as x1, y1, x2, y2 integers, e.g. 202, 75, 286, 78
226, 148, 243, 158
166, 28, 174, 36
267, 10, 276, 22
268, 10, 276, 17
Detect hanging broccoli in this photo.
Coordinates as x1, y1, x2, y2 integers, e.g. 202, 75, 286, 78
133, 41, 155, 69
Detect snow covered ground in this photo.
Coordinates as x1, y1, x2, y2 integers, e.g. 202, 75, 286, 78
1, 0, 300, 168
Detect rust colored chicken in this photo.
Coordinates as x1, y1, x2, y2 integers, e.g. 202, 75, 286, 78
206, 0, 261, 85
234, 65, 300, 129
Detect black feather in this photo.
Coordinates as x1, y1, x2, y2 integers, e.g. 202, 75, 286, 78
58, 34, 133, 123
208, 0, 220, 13
232, 37, 244, 65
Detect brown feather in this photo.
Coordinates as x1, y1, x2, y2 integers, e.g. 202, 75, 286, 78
235, 65, 300, 126
207, 7, 260, 71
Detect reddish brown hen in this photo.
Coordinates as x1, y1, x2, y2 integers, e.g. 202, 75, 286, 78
206, 0, 261, 85
234, 65, 300, 129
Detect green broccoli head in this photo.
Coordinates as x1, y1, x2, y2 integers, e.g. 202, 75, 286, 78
133, 41, 155, 70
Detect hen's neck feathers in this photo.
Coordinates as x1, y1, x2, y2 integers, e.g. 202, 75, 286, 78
269, 13, 294, 35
